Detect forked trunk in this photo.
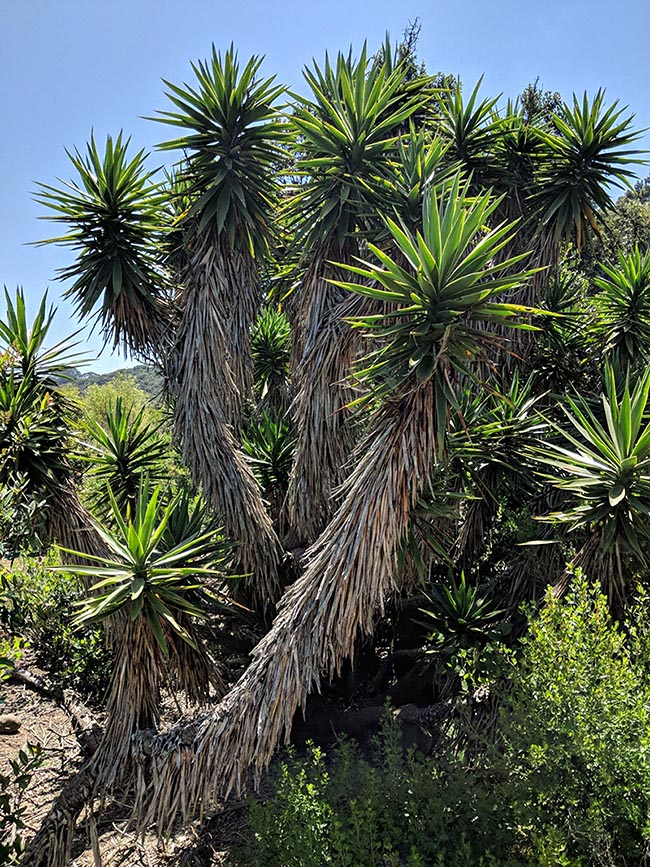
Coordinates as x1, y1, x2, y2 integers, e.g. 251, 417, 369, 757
133, 379, 437, 831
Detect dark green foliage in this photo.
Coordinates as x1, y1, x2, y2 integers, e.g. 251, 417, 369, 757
420, 572, 508, 653
242, 412, 295, 503
68, 364, 164, 401
0, 556, 112, 702
519, 80, 562, 127
0, 742, 44, 864
0, 479, 48, 559
251, 307, 291, 412
0, 290, 82, 552
235, 716, 498, 867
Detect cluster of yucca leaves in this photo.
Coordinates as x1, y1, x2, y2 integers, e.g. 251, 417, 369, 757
11, 32, 650, 867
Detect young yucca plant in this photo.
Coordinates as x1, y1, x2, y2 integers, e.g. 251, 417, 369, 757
419, 571, 507, 653
251, 306, 291, 414
593, 246, 650, 370
60, 481, 230, 788
242, 411, 295, 528
0, 290, 106, 560
83, 397, 168, 519
534, 364, 650, 609
451, 370, 547, 565
131, 177, 539, 828
35, 133, 171, 356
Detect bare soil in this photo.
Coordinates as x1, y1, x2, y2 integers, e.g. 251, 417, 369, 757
1, 671, 238, 866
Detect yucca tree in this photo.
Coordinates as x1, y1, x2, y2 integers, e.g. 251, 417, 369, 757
153, 46, 287, 606
531, 91, 644, 262
156, 44, 287, 426
535, 365, 650, 609
83, 396, 168, 518
452, 370, 546, 566
593, 246, 650, 370
35, 133, 171, 357
0, 290, 106, 559
284, 45, 427, 544
133, 178, 538, 826
58, 482, 230, 788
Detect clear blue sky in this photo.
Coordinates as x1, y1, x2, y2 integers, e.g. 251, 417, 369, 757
3, 0, 650, 370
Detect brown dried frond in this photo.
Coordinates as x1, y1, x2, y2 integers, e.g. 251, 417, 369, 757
133, 380, 437, 833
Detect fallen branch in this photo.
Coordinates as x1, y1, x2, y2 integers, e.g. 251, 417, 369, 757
9, 667, 101, 757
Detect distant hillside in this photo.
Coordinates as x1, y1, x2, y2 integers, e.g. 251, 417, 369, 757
66, 364, 164, 400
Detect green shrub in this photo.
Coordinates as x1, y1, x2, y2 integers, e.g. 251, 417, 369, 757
0, 555, 112, 703
235, 581, 650, 867
0, 743, 44, 864
235, 713, 502, 867
495, 578, 650, 865
0, 646, 44, 865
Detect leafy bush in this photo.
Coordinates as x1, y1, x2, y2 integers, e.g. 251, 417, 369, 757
0, 555, 112, 703
0, 743, 44, 864
235, 713, 501, 867
495, 579, 650, 865
0, 644, 44, 865
236, 581, 650, 867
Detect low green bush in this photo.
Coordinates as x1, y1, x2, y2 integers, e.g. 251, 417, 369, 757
235, 712, 502, 867
0, 554, 112, 703
494, 579, 650, 865
235, 580, 650, 867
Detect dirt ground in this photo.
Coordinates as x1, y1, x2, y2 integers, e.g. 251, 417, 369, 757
1, 676, 237, 866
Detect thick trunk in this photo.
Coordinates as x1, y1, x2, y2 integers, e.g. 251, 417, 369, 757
47, 482, 111, 564
133, 379, 437, 832
170, 234, 283, 609
285, 268, 375, 545
20, 765, 97, 867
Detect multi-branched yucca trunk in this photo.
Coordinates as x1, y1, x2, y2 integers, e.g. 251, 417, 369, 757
285, 255, 365, 542
135, 379, 437, 827
171, 250, 282, 606
130, 179, 538, 830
